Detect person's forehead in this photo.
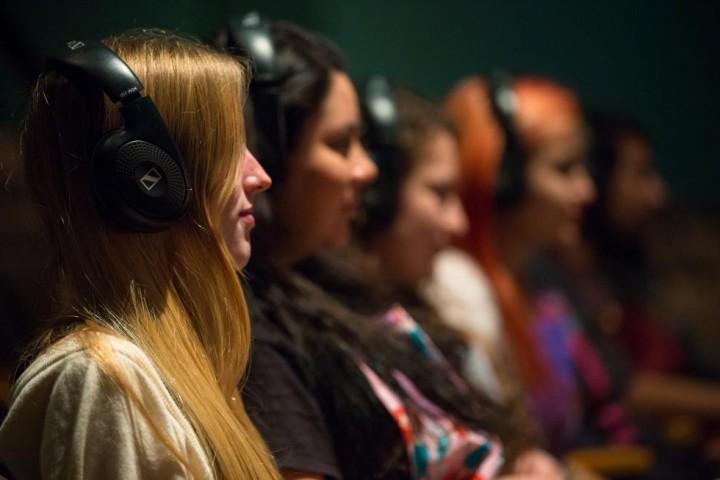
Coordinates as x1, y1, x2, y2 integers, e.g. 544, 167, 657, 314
534, 128, 586, 159
317, 72, 359, 127
413, 134, 461, 178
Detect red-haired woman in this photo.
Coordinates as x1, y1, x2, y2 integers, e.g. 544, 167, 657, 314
432, 75, 634, 455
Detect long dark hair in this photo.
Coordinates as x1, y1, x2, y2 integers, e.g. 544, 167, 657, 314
233, 22, 518, 477
584, 111, 653, 249
353, 86, 473, 367
583, 111, 655, 296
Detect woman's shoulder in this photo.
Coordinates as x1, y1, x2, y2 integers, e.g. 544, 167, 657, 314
1, 330, 211, 479
5, 331, 173, 431
10, 331, 154, 398
424, 248, 501, 343
431, 248, 493, 292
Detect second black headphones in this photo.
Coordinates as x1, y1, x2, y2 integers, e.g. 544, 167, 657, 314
358, 75, 403, 234
225, 12, 287, 182
488, 71, 527, 209
46, 40, 190, 232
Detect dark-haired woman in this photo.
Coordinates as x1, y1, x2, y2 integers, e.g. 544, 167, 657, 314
354, 84, 572, 479
574, 112, 675, 374
220, 20, 535, 480
555, 112, 720, 477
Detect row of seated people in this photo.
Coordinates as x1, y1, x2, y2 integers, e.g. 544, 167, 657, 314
1, 14, 718, 480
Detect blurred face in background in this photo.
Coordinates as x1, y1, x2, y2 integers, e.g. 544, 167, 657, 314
605, 134, 667, 238
275, 71, 378, 263
506, 117, 595, 251
371, 129, 468, 287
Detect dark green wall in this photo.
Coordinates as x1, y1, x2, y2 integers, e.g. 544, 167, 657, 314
2, 0, 718, 205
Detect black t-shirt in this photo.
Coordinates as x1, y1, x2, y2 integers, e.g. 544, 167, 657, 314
243, 314, 341, 479
243, 291, 410, 480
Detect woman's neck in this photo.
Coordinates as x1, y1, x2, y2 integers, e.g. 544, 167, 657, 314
275, 250, 304, 270
274, 235, 315, 269
496, 216, 534, 276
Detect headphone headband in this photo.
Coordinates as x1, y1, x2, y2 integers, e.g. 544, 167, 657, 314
227, 12, 287, 181
359, 75, 403, 234
45, 39, 190, 232
363, 76, 399, 146
488, 71, 526, 209
47, 40, 143, 104
488, 71, 519, 139
228, 13, 278, 84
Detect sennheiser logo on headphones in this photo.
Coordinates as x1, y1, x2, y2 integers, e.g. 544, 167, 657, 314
67, 40, 85, 51
140, 168, 163, 192
119, 86, 140, 100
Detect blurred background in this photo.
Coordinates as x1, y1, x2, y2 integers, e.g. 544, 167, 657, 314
2, 0, 719, 204
1, 0, 718, 386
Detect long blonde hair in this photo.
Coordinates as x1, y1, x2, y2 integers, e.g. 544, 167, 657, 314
22, 30, 279, 479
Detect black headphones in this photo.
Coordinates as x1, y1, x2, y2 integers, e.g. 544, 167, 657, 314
226, 12, 287, 182
46, 40, 190, 232
359, 75, 403, 234
488, 71, 526, 209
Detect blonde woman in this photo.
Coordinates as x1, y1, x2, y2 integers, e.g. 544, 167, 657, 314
0, 31, 279, 479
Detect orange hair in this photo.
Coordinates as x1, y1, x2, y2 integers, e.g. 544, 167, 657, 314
444, 76, 582, 387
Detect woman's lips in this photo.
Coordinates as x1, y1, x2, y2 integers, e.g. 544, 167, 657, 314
239, 208, 255, 228
345, 193, 363, 216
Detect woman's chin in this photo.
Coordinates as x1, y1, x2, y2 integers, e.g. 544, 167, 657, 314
556, 224, 582, 249
325, 227, 351, 250
230, 242, 252, 270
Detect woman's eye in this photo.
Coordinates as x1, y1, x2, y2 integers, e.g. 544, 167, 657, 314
430, 184, 453, 202
326, 136, 352, 157
555, 161, 574, 175
555, 155, 584, 176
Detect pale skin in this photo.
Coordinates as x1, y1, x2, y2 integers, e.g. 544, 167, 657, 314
221, 149, 272, 269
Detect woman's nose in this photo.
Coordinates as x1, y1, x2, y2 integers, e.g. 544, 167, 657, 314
648, 173, 668, 211
243, 149, 272, 194
445, 197, 469, 238
352, 142, 379, 187
576, 168, 596, 205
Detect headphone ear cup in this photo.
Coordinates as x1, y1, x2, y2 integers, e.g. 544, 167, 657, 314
358, 76, 402, 235
488, 72, 526, 210
91, 129, 189, 232
494, 149, 525, 209
361, 144, 402, 233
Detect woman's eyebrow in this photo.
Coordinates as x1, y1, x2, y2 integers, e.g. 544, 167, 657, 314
325, 122, 361, 137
